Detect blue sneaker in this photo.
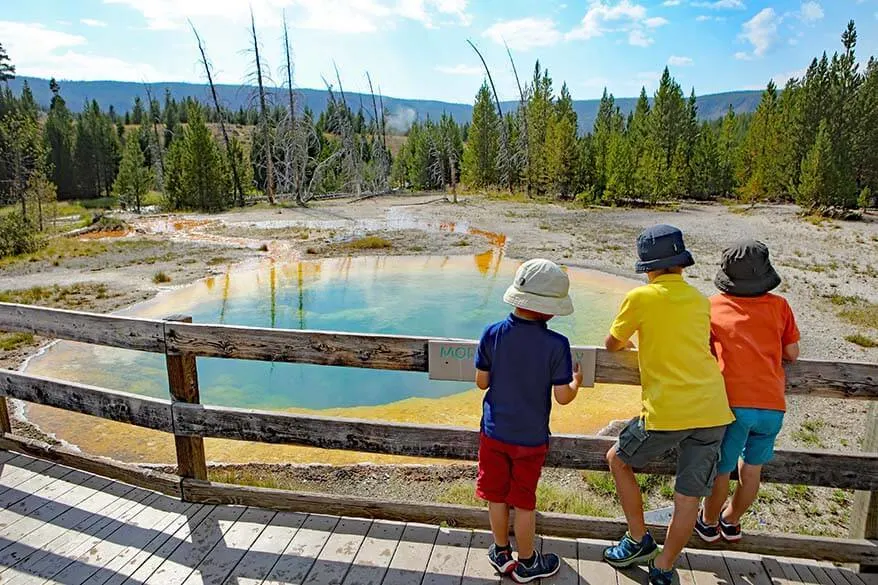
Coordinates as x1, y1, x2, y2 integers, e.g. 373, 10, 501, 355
511, 551, 561, 583
649, 560, 679, 585
487, 543, 515, 574
602, 531, 659, 568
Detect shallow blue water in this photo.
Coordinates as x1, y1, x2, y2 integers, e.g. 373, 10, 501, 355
27, 255, 632, 410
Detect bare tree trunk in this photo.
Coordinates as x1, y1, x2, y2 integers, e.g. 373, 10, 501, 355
143, 84, 165, 191
467, 39, 514, 193
282, 11, 302, 206
190, 21, 245, 206
505, 42, 530, 197
250, 9, 275, 205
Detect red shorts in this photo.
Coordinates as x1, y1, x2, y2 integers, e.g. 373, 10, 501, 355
476, 433, 548, 511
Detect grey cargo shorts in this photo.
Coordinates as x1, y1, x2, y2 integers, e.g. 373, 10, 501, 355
614, 417, 726, 497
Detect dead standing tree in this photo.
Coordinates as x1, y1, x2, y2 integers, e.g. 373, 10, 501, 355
505, 42, 531, 197
142, 84, 164, 192
365, 72, 390, 194
248, 8, 275, 205
323, 64, 365, 197
190, 21, 245, 206
467, 39, 517, 193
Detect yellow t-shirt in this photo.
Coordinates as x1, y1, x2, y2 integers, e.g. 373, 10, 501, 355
610, 274, 733, 431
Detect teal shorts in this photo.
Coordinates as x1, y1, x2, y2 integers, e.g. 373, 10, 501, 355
717, 408, 785, 474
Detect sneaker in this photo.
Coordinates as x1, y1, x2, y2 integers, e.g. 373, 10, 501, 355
694, 511, 722, 543
487, 543, 516, 574
511, 551, 561, 583
719, 515, 742, 542
602, 531, 660, 568
649, 560, 679, 585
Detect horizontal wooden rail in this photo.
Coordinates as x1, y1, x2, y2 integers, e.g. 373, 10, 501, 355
181, 479, 878, 564
0, 303, 875, 397
1, 368, 875, 490
0, 371, 174, 433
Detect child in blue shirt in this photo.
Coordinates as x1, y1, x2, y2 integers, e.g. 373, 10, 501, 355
475, 258, 583, 583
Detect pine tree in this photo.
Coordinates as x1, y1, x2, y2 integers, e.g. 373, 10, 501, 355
461, 81, 499, 188
163, 89, 179, 149
797, 120, 835, 209
0, 43, 15, 82
643, 68, 687, 201
738, 81, 785, 202
43, 78, 77, 198
113, 131, 153, 212
546, 83, 578, 198
717, 107, 739, 197
0, 110, 44, 216
592, 89, 624, 196
180, 103, 232, 211
628, 87, 651, 196
526, 61, 554, 195
604, 133, 635, 203
691, 122, 722, 199
132, 97, 144, 125
854, 58, 878, 193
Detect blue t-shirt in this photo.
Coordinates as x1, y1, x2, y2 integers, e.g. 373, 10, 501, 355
475, 313, 574, 447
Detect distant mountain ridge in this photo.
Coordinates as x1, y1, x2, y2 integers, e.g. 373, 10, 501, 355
7, 76, 763, 132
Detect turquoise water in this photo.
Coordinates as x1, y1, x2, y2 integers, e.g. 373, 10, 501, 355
27, 255, 633, 410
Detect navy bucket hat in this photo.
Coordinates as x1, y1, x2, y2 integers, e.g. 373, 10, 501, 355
634, 224, 695, 274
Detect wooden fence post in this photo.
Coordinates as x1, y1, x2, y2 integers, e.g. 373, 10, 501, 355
0, 397, 11, 434
163, 315, 207, 481
851, 401, 878, 572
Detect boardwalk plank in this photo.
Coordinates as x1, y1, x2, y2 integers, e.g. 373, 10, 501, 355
141, 505, 246, 585
53, 494, 199, 585
763, 557, 805, 585
262, 514, 341, 585
303, 517, 372, 585
182, 507, 276, 585
724, 552, 773, 585
220, 511, 306, 585
0, 463, 76, 526
542, 536, 580, 585
382, 523, 439, 585
577, 538, 617, 585
98, 503, 215, 585
687, 549, 734, 585
342, 520, 405, 585
0, 455, 54, 495
422, 527, 473, 585
460, 530, 501, 585
0, 470, 104, 550
6, 490, 160, 585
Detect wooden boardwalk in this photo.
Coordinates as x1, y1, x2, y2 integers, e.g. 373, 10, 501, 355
0, 450, 873, 585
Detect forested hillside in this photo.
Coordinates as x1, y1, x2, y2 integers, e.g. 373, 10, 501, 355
7, 76, 762, 134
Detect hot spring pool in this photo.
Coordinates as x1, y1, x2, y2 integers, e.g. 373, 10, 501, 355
24, 254, 644, 464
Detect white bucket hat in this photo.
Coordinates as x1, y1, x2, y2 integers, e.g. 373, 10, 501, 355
503, 259, 574, 317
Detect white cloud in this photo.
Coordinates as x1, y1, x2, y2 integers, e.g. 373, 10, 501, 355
668, 55, 694, 66
797, 1, 824, 23
566, 0, 667, 47
482, 18, 562, 51
734, 51, 750, 60
103, 0, 470, 32
737, 7, 779, 58
435, 63, 482, 75
0, 20, 162, 81
80, 18, 108, 27
662, 0, 682, 5
628, 29, 653, 46
691, 0, 745, 9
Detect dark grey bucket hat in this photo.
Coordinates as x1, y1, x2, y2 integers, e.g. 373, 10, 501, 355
715, 239, 781, 297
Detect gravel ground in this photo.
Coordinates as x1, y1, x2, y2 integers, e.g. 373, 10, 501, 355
1, 193, 876, 537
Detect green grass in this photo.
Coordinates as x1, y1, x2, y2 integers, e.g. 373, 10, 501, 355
207, 257, 229, 266
79, 197, 117, 210
783, 484, 811, 501
436, 481, 613, 517
0, 283, 115, 309
792, 419, 825, 446
0, 332, 35, 351
346, 236, 393, 250
453, 239, 470, 246
582, 471, 616, 497
845, 333, 878, 348
838, 303, 878, 330
152, 271, 172, 284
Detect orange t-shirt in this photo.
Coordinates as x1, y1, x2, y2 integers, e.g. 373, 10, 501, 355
709, 293, 800, 411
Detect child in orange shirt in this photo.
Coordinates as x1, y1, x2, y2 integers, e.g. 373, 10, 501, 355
696, 240, 800, 543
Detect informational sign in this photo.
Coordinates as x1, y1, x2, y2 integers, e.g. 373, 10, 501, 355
428, 340, 597, 387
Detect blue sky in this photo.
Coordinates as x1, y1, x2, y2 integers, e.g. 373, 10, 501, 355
1, 1, 876, 104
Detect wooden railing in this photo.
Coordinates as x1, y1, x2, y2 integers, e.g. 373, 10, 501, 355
0, 302, 877, 566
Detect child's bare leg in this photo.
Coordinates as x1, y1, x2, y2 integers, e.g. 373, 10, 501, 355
488, 502, 511, 547
513, 508, 536, 559
607, 446, 647, 540
702, 473, 731, 525
654, 492, 700, 570
724, 463, 762, 524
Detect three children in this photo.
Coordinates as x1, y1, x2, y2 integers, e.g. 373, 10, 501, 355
476, 227, 796, 585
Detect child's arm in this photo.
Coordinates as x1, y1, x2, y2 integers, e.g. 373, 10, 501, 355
553, 363, 583, 405
475, 369, 490, 390
605, 334, 635, 352
605, 293, 639, 352
783, 343, 800, 362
